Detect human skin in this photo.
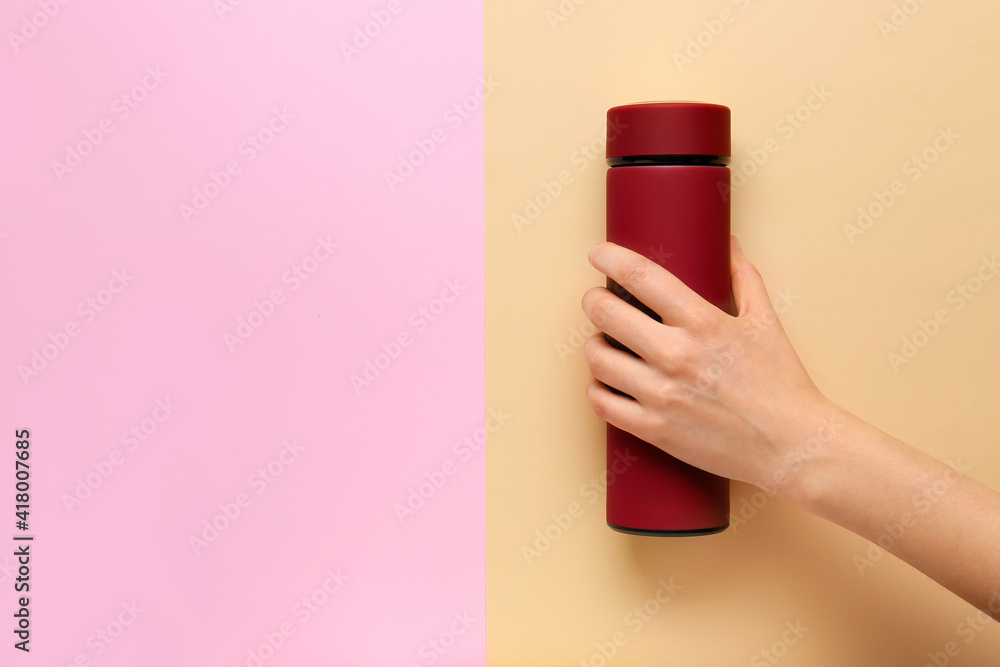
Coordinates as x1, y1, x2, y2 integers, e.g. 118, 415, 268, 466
580, 237, 1000, 615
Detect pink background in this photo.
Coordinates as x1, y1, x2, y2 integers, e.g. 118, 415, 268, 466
1, 1, 484, 664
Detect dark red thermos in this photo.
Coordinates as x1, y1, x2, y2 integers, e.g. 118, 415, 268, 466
604, 102, 732, 536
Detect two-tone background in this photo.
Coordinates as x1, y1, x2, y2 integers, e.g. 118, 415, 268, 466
3, 0, 999, 664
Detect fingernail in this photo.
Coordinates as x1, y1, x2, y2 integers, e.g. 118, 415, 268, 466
588, 243, 599, 259
732, 235, 743, 253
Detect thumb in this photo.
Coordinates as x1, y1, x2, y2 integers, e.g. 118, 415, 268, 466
729, 236, 772, 317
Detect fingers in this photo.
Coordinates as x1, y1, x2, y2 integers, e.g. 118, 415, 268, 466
583, 333, 658, 400
588, 242, 707, 327
581, 286, 666, 363
729, 236, 772, 318
585, 376, 649, 437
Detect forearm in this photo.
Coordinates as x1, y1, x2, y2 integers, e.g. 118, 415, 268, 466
582, 241, 1000, 613
785, 397, 1000, 614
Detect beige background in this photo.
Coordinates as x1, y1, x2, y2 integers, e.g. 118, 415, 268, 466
487, 1, 1000, 664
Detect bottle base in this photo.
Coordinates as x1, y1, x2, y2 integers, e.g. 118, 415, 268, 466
607, 521, 729, 537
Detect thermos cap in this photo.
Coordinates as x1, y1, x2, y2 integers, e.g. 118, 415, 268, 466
606, 102, 730, 159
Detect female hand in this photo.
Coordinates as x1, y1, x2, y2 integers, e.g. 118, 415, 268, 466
582, 237, 1000, 614
581, 237, 834, 496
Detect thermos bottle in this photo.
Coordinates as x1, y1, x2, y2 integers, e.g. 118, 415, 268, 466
604, 102, 732, 536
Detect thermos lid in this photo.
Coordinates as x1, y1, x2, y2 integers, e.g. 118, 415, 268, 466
606, 102, 730, 159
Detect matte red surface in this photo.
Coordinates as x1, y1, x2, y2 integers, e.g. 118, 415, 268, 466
605, 163, 732, 534
607, 102, 730, 159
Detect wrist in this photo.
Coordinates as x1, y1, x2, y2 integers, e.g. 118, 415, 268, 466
756, 392, 858, 512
